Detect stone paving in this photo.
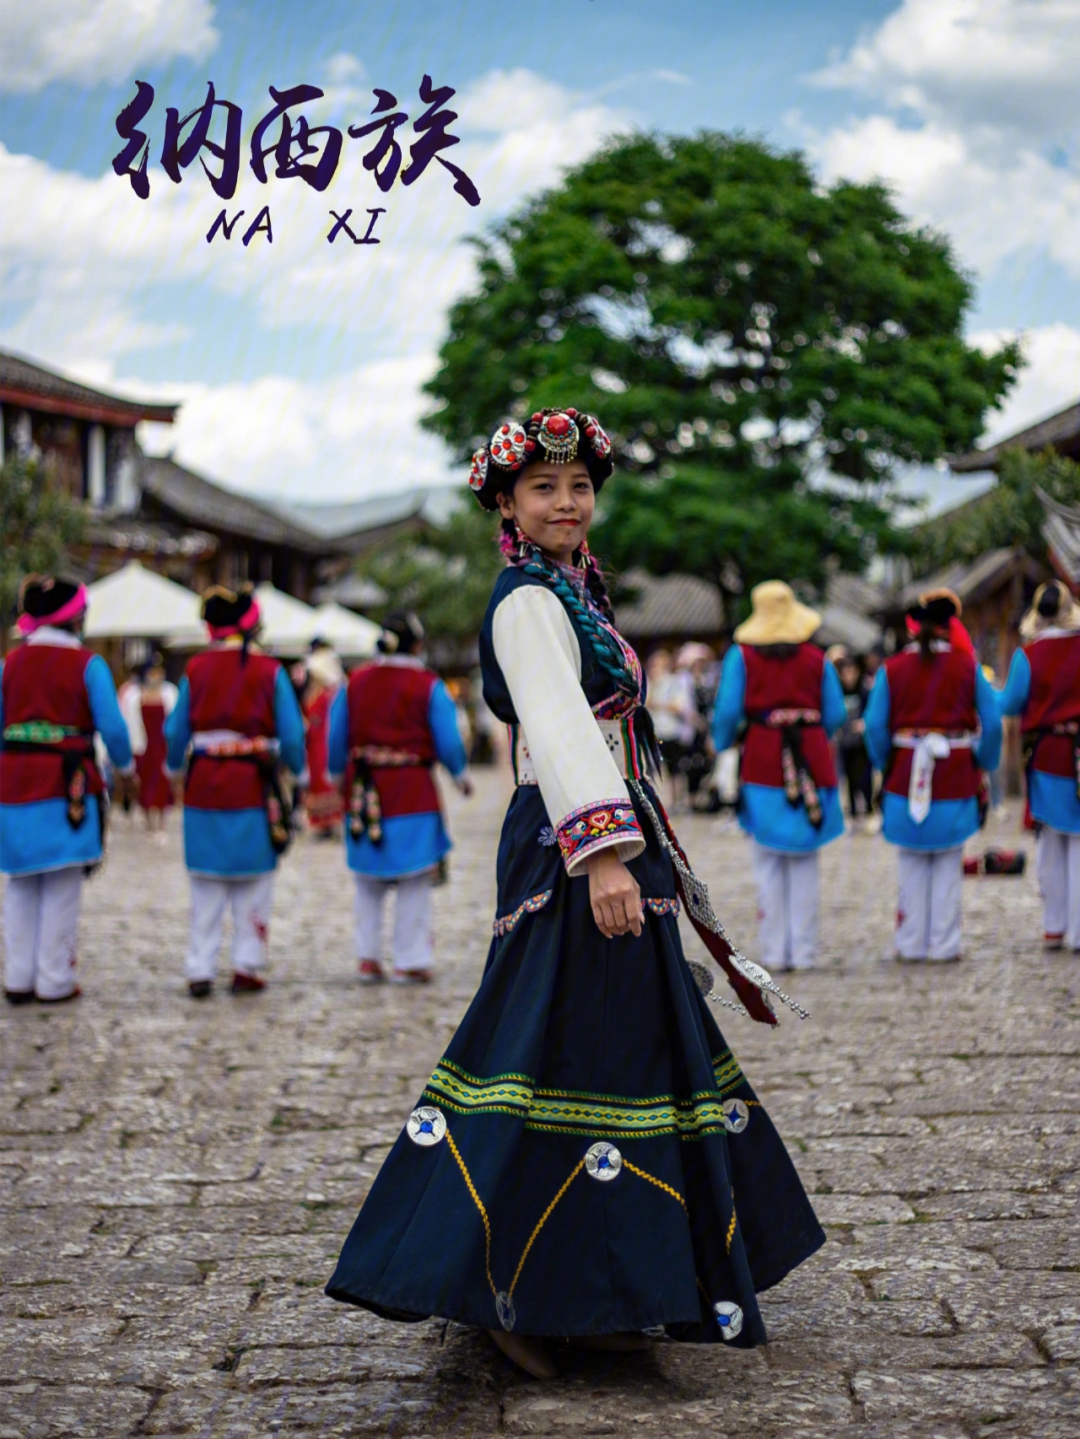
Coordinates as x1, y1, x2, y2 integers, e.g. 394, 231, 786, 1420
1, 769, 1078, 1438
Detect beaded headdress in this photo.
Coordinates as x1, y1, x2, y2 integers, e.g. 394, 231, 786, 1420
468, 406, 614, 511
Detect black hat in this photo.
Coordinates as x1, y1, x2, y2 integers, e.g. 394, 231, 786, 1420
16, 575, 88, 635
201, 584, 261, 636
378, 609, 425, 654
468, 406, 615, 511
906, 587, 961, 628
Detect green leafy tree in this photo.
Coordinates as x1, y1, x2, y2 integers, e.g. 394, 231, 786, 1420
354, 492, 503, 662
916, 448, 1080, 575
422, 132, 1019, 617
0, 455, 86, 640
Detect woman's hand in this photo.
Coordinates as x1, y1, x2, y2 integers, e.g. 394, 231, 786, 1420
585, 849, 643, 939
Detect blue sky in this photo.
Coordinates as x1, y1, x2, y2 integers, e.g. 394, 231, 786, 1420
1, 0, 1078, 504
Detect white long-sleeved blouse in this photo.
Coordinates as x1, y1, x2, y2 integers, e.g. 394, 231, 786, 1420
492, 583, 645, 877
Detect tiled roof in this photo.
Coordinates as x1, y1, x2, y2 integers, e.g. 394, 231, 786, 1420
1039, 486, 1080, 585
895, 547, 1046, 611
613, 569, 724, 639
269, 485, 464, 551
0, 350, 178, 426
951, 399, 1080, 472
140, 456, 327, 550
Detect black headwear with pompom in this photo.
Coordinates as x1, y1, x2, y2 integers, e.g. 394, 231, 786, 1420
467, 406, 615, 511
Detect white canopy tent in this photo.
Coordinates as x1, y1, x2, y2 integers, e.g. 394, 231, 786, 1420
311, 602, 380, 659
83, 562, 203, 641
252, 582, 320, 655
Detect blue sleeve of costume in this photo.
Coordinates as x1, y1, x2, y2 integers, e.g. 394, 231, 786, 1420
85, 655, 133, 769
997, 649, 1031, 718
273, 667, 307, 775
429, 680, 468, 777
974, 665, 1003, 772
711, 646, 746, 751
164, 676, 192, 771
821, 659, 847, 737
327, 687, 349, 778
863, 669, 892, 771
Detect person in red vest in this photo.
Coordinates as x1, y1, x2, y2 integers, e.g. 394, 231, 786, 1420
327, 610, 471, 984
120, 652, 179, 834
712, 581, 846, 971
864, 589, 1002, 963
998, 581, 1080, 951
164, 586, 306, 998
1, 575, 134, 1003
301, 645, 346, 838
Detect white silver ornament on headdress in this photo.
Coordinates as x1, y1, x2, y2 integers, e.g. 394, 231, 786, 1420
489, 421, 528, 469
468, 448, 489, 492
536, 411, 580, 463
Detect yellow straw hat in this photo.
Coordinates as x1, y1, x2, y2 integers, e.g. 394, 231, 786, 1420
1019, 581, 1080, 640
733, 581, 822, 646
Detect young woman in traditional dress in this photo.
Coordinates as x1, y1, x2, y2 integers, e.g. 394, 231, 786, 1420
164, 586, 305, 998
326, 408, 824, 1378
1, 576, 134, 1003
997, 582, 1080, 952
121, 653, 178, 834
301, 646, 346, 839
327, 610, 470, 984
711, 583, 847, 972
864, 589, 1002, 963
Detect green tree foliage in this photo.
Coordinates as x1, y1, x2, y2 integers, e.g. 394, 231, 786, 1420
0, 455, 86, 633
915, 448, 1080, 575
422, 132, 1019, 616
354, 493, 503, 661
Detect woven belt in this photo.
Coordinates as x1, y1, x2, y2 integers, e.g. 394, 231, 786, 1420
513, 715, 642, 785
191, 729, 280, 758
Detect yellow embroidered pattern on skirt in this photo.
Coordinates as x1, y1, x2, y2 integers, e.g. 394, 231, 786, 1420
422, 1052, 747, 1141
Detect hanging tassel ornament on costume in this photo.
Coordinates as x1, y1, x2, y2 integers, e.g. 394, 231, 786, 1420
629, 779, 810, 1025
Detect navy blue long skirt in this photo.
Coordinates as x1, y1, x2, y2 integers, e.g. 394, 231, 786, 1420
326, 781, 825, 1346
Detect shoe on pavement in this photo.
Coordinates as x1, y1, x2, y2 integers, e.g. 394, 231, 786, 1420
488, 1329, 558, 1379
230, 971, 266, 993
5, 989, 35, 1005
358, 959, 386, 984
1044, 933, 1064, 951
36, 985, 82, 1004
390, 968, 432, 984
188, 980, 213, 999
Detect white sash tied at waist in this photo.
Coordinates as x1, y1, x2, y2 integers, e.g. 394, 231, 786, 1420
513, 716, 639, 785
893, 731, 974, 824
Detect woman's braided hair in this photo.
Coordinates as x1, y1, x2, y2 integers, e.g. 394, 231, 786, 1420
499, 519, 638, 699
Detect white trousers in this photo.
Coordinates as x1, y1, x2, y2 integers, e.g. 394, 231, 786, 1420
3, 867, 84, 1000
186, 873, 275, 983
896, 846, 963, 961
752, 842, 820, 971
353, 872, 434, 972
1037, 827, 1080, 949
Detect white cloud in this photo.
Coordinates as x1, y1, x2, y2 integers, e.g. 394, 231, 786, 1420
0, 69, 626, 497
816, 0, 1080, 141
135, 355, 453, 500
969, 322, 1080, 443
811, 113, 1080, 277
0, 0, 218, 93
805, 0, 1080, 280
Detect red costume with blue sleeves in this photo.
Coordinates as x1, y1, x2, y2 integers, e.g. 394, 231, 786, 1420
740, 644, 838, 796
881, 646, 983, 807
184, 648, 283, 812
345, 660, 441, 820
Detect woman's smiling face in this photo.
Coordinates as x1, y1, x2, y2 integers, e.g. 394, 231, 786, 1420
496, 460, 595, 562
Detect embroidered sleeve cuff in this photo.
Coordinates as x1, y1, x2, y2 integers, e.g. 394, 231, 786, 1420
557, 799, 645, 877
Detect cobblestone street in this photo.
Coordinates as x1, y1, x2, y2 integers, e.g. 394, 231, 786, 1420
2, 769, 1078, 1438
